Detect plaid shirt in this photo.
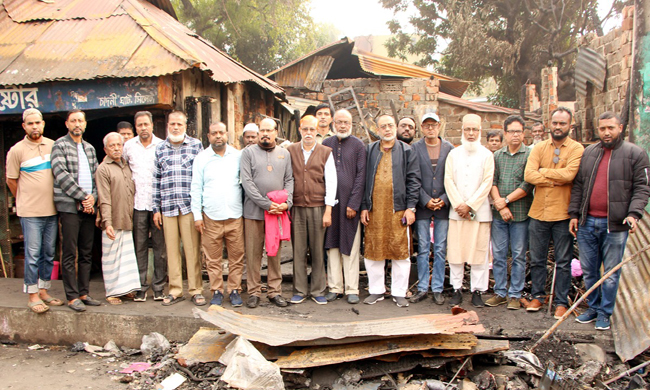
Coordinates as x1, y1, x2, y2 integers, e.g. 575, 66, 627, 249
153, 136, 203, 217
51, 134, 99, 213
492, 144, 534, 222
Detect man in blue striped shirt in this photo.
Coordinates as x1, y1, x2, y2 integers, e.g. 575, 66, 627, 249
153, 111, 205, 306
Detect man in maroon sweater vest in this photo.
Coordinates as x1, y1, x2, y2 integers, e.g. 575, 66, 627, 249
287, 116, 338, 305
569, 111, 650, 330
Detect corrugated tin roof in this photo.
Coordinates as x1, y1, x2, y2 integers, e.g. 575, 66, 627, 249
194, 306, 485, 347
612, 210, 650, 361
438, 92, 542, 119
0, 0, 283, 96
266, 38, 469, 97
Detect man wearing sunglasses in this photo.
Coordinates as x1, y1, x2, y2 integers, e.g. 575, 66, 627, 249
524, 107, 584, 319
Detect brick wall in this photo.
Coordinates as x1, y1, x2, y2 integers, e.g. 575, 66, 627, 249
574, 6, 634, 142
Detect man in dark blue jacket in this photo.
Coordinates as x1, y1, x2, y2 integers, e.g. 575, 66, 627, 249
569, 111, 650, 330
410, 112, 454, 305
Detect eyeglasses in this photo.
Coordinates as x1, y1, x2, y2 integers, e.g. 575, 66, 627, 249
379, 123, 396, 130
335, 120, 351, 126
422, 124, 439, 130
553, 148, 560, 164
507, 130, 523, 134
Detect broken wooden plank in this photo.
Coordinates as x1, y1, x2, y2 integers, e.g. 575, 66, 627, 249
274, 334, 478, 368
373, 339, 510, 362
175, 327, 235, 365
193, 306, 485, 347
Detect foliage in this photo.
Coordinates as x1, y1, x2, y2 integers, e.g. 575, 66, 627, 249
380, 0, 630, 106
171, 0, 340, 75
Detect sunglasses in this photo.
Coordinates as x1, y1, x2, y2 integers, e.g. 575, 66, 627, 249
553, 148, 560, 164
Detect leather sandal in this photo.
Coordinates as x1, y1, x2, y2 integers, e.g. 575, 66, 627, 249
28, 300, 49, 314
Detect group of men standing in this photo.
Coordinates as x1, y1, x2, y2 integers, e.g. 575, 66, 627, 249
7, 104, 649, 331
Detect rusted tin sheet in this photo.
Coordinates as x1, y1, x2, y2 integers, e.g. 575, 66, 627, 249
575, 48, 606, 96
176, 327, 235, 366
193, 306, 485, 347
438, 92, 542, 120
274, 334, 477, 369
612, 211, 650, 361
304, 56, 334, 91
266, 37, 352, 78
0, 0, 283, 97
374, 338, 510, 362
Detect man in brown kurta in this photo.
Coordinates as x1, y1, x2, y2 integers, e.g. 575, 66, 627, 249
361, 115, 420, 307
95, 132, 140, 304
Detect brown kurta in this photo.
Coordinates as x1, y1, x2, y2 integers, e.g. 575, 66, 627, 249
96, 157, 135, 231
364, 150, 409, 261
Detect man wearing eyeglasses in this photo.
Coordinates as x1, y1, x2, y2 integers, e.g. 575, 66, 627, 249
410, 112, 453, 305
485, 115, 534, 310
524, 107, 584, 318
397, 117, 417, 145
361, 115, 421, 307
444, 114, 495, 307
323, 110, 366, 304
569, 112, 649, 330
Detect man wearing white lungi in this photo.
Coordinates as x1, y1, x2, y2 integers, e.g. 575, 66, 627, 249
444, 114, 495, 307
96, 132, 141, 304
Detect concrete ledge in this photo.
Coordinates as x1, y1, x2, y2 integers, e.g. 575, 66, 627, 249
0, 307, 205, 348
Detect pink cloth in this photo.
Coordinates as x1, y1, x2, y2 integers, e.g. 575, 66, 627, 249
264, 190, 291, 257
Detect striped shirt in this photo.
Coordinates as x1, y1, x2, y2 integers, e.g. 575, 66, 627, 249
153, 136, 203, 217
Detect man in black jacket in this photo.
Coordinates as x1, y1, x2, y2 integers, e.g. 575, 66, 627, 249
569, 111, 650, 330
410, 112, 454, 305
360, 115, 421, 307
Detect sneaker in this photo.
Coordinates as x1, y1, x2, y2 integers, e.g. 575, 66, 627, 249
153, 291, 165, 301
311, 296, 327, 305
347, 294, 360, 304
290, 295, 306, 304
363, 294, 385, 305
554, 305, 568, 319
229, 290, 243, 307
576, 308, 598, 324
393, 296, 409, 307
134, 291, 147, 302
449, 289, 462, 306
432, 292, 445, 305
595, 315, 611, 330
526, 298, 543, 312
471, 291, 485, 307
325, 292, 343, 302
409, 291, 428, 303
210, 291, 223, 306
507, 298, 521, 310
484, 295, 507, 307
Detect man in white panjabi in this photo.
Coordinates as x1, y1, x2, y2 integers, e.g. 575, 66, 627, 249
444, 114, 495, 307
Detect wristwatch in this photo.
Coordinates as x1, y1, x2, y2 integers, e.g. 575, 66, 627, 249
409, 208, 416, 213
504, 197, 510, 204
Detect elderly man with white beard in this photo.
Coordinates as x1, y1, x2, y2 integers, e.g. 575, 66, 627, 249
444, 114, 495, 307
153, 111, 205, 307
322, 109, 366, 304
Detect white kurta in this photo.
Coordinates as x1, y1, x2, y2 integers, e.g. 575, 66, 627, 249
444, 144, 495, 266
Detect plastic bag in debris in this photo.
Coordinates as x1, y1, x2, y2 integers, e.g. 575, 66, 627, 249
219, 336, 285, 390
140, 332, 170, 357
501, 350, 543, 376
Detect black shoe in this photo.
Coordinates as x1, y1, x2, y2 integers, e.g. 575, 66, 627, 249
449, 289, 462, 306
433, 292, 445, 305
80, 296, 101, 306
409, 291, 428, 303
247, 295, 260, 308
472, 291, 485, 307
134, 291, 147, 302
153, 291, 165, 301
269, 295, 288, 307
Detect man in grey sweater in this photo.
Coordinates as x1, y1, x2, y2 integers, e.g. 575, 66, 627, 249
240, 118, 294, 308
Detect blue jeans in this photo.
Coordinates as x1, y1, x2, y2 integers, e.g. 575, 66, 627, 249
577, 216, 628, 317
415, 218, 449, 293
20, 216, 58, 294
529, 218, 573, 307
491, 218, 529, 298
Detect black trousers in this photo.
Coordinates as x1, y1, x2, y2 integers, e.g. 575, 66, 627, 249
132, 209, 167, 293
60, 211, 95, 301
